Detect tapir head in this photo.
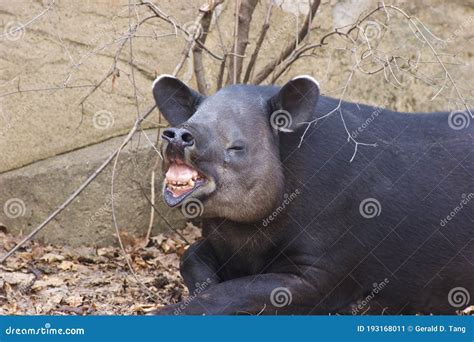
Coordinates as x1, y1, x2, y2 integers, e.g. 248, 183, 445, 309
152, 75, 320, 222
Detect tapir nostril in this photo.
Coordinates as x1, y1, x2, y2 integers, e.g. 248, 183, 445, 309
181, 131, 194, 144
162, 127, 194, 147
162, 128, 176, 141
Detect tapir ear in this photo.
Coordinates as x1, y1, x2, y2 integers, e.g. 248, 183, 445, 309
269, 75, 320, 133
152, 75, 205, 126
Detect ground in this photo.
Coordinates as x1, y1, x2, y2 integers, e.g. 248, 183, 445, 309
0, 224, 200, 315
1, 225, 473, 315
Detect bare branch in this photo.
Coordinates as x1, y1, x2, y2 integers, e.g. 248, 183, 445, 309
141, 0, 223, 60
216, 54, 227, 91
214, 11, 230, 91
227, 0, 259, 84
298, 61, 376, 162
193, 1, 224, 95
172, 11, 207, 77
138, 180, 191, 245
252, 0, 321, 84
77, 14, 158, 106
383, 5, 472, 116
243, 2, 273, 83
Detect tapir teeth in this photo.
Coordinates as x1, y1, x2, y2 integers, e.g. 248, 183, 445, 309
166, 178, 196, 188
166, 176, 203, 186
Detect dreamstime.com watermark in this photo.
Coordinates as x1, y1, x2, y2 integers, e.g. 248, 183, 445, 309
270, 109, 293, 132
0, 103, 34, 137
359, 198, 382, 219
434, 15, 473, 50
3, 198, 26, 219
351, 102, 387, 139
182, 21, 203, 83
3, 21, 26, 41
361, 20, 382, 42
352, 278, 390, 315
92, 110, 114, 130
174, 278, 212, 315
181, 198, 204, 219
262, 15, 297, 50
448, 110, 471, 130
270, 287, 293, 308
440, 193, 473, 227
262, 189, 300, 227
4, 322, 85, 336
448, 287, 470, 308
85, 192, 121, 227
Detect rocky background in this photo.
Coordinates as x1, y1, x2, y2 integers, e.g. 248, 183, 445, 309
0, 0, 472, 246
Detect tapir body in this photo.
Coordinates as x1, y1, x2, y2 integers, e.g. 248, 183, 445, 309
152, 75, 473, 315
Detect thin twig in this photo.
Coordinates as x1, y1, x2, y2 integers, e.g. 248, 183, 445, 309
0, 1, 55, 40
104, 1, 157, 300
173, 11, 206, 77
110, 124, 157, 299
298, 61, 376, 162
231, 0, 240, 84
0, 84, 96, 98
137, 181, 191, 245
214, 12, 229, 91
145, 166, 156, 242
384, 5, 471, 116
142, 0, 223, 60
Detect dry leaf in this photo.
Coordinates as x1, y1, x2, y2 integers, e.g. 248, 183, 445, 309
32, 276, 64, 290
41, 253, 65, 263
58, 261, 77, 271
151, 234, 165, 245
130, 303, 156, 313
97, 247, 116, 258
64, 295, 83, 307
133, 256, 147, 269
0, 271, 34, 286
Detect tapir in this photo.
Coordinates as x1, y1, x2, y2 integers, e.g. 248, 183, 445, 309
151, 74, 473, 315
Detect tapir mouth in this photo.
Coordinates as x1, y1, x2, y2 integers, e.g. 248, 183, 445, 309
163, 158, 207, 207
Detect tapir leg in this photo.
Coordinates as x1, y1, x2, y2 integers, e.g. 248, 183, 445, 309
152, 273, 322, 315
179, 240, 221, 292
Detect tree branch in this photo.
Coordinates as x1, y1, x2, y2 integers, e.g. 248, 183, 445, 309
252, 0, 321, 84
243, 2, 273, 83
193, 1, 223, 95
141, 0, 223, 61
226, 0, 259, 84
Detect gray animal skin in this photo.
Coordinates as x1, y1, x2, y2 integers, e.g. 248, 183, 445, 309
151, 74, 473, 315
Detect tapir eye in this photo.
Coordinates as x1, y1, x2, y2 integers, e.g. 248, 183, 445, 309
227, 141, 245, 152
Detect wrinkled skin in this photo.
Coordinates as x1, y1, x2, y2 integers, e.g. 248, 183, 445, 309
151, 75, 473, 315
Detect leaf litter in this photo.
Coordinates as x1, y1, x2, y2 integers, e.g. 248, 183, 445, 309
1, 224, 472, 316
0, 223, 201, 315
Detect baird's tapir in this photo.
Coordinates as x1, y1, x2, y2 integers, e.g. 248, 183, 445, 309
151, 74, 473, 315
